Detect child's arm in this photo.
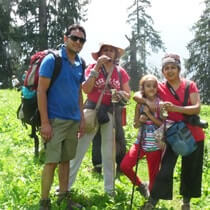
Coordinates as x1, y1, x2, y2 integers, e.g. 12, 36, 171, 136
143, 105, 162, 126
133, 91, 146, 104
133, 103, 148, 128
133, 91, 157, 112
134, 103, 141, 128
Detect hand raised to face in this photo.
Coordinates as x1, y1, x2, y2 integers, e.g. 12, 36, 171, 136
94, 55, 112, 71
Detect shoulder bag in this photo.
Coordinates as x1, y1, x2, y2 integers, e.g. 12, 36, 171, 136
165, 81, 197, 156
84, 66, 114, 133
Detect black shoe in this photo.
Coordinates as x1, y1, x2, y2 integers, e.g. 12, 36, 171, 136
116, 164, 122, 173
181, 203, 190, 210
92, 166, 102, 174
137, 183, 150, 199
39, 198, 51, 210
140, 201, 154, 210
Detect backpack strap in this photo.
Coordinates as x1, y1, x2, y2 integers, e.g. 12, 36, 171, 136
101, 65, 123, 90
101, 65, 113, 90
81, 57, 86, 72
48, 50, 62, 89
48, 51, 85, 90
166, 80, 190, 106
183, 80, 190, 106
166, 81, 180, 101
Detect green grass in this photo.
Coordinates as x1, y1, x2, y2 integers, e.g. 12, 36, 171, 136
0, 89, 209, 209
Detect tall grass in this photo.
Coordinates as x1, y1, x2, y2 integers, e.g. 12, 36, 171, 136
0, 89, 209, 209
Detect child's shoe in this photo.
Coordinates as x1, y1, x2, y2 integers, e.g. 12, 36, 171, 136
140, 201, 154, 210
181, 203, 190, 210
137, 182, 150, 199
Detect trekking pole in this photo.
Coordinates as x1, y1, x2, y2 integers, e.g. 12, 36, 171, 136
130, 124, 144, 210
111, 89, 118, 194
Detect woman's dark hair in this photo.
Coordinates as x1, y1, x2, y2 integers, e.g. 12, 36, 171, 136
65, 24, 86, 39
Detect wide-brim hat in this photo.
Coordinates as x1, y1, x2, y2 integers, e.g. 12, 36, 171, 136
91, 42, 125, 61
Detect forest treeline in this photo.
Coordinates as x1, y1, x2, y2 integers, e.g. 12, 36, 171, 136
0, 0, 209, 103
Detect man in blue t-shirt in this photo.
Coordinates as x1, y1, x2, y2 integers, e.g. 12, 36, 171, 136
37, 24, 86, 209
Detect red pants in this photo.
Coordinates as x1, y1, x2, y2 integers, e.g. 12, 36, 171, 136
120, 143, 162, 191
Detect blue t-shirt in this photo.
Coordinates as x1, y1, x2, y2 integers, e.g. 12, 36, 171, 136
39, 46, 85, 121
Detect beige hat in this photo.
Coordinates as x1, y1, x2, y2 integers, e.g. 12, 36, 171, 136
91, 42, 125, 61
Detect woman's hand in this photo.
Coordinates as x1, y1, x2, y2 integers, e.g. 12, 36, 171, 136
83, 56, 111, 94
163, 101, 175, 112
94, 55, 111, 71
162, 98, 201, 115
111, 90, 129, 104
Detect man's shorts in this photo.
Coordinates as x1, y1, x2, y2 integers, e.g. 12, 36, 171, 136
45, 118, 80, 163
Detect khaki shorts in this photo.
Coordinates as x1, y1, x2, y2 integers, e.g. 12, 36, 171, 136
45, 118, 79, 163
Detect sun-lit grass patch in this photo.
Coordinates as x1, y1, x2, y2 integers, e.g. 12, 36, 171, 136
0, 89, 209, 209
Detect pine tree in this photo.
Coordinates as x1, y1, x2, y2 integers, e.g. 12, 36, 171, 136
0, 0, 89, 88
185, 0, 210, 104
0, 0, 18, 87
122, 0, 164, 90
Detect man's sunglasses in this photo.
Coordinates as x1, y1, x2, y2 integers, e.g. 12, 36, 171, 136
68, 35, 86, 44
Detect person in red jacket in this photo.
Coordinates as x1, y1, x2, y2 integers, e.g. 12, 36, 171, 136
134, 53, 205, 210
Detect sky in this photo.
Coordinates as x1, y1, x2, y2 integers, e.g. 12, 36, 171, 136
80, 0, 205, 70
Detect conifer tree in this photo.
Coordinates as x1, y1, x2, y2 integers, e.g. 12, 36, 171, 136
122, 0, 164, 90
186, 0, 210, 104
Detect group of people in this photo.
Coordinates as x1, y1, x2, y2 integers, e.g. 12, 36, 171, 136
37, 24, 205, 210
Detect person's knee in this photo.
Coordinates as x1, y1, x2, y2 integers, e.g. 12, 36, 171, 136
60, 160, 69, 165
45, 162, 57, 169
43, 163, 57, 175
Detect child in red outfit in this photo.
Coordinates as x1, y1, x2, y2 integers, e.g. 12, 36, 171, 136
120, 74, 163, 198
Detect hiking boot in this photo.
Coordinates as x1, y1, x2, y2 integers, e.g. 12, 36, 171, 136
140, 201, 154, 210
92, 166, 102, 174
39, 198, 51, 210
181, 203, 190, 210
137, 183, 150, 199
116, 164, 122, 173
57, 191, 83, 209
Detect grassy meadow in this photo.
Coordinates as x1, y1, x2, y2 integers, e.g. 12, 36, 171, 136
0, 89, 209, 210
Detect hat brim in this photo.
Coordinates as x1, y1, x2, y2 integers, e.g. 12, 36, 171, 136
91, 43, 124, 61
